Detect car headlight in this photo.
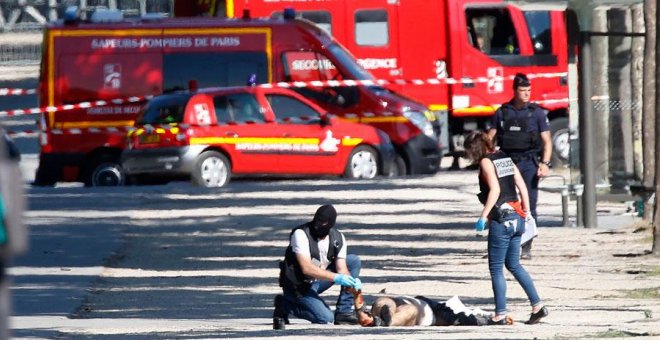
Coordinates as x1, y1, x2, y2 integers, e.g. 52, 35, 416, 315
403, 109, 436, 139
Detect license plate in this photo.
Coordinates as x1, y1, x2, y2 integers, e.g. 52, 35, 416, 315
139, 134, 160, 144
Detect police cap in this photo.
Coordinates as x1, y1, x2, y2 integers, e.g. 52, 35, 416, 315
513, 73, 531, 89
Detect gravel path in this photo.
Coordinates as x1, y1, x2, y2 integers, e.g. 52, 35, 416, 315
8, 167, 660, 339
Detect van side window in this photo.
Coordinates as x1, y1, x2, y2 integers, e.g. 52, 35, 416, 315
213, 96, 232, 123
138, 94, 191, 124
213, 93, 263, 123
466, 8, 519, 55
355, 10, 388, 46
163, 52, 268, 92
266, 94, 320, 122
271, 10, 332, 34
523, 11, 552, 55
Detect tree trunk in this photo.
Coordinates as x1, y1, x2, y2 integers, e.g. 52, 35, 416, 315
608, 8, 634, 189
592, 8, 610, 185
644, 0, 656, 221
631, 4, 644, 183
653, 0, 660, 255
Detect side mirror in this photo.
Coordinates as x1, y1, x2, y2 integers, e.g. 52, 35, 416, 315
320, 114, 332, 127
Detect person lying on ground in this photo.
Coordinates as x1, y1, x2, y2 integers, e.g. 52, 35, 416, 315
348, 289, 513, 327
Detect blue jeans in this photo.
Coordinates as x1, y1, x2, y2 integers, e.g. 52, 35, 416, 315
488, 215, 541, 315
515, 158, 539, 220
280, 254, 361, 324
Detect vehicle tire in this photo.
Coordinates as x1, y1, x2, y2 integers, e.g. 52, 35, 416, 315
388, 154, 407, 177
191, 151, 231, 188
85, 157, 125, 187
549, 117, 569, 167
344, 145, 379, 179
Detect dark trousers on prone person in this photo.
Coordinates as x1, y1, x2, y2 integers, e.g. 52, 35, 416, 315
513, 157, 539, 259
279, 254, 361, 324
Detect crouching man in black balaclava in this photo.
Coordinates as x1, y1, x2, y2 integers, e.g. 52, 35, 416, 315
274, 204, 362, 327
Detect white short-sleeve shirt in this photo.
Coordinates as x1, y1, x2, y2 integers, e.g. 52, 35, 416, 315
291, 229, 347, 270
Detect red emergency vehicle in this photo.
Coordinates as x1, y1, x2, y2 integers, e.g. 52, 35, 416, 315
175, 0, 572, 165
35, 8, 440, 186
121, 86, 395, 187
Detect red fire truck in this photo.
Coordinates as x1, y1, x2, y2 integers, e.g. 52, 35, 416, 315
35, 9, 440, 186
175, 0, 572, 166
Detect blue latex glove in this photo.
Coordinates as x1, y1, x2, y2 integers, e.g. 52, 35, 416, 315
353, 277, 362, 291
333, 274, 358, 288
475, 217, 487, 232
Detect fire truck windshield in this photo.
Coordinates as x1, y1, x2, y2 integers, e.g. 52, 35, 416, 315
327, 43, 373, 81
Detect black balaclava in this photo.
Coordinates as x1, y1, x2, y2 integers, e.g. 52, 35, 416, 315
310, 204, 337, 239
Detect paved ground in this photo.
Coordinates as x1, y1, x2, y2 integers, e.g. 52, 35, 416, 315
2, 64, 659, 339
5, 161, 660, 339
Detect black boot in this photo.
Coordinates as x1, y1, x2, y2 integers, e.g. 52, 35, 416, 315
273, 295, 290, 329
525, 306, 549, 324
334, 312, 359, 325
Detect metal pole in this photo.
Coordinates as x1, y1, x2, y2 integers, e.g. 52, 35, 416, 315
573, 184, 585, 227
578, 31, 598, 228
561, 188, 569, 227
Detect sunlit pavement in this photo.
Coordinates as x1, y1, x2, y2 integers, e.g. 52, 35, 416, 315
6, 156, 659, 339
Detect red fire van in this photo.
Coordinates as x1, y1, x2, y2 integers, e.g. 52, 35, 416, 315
176, 0, 572, 165
35, 9, 440, 186
121, 86, 395, 187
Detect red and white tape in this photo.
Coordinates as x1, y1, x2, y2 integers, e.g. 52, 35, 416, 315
0, 71, 569, 117
51, 126, 135, 135
0, 72, 571, 136
6, 126, 137, 138
0, 88, 36, 96
0, 72, 568, 97
259, 72, 568, 89
0, 95, 153, 118
5, 130, 38, 137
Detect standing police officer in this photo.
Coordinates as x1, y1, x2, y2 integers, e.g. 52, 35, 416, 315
487, 73, 552, 260
274, 204, 362, 327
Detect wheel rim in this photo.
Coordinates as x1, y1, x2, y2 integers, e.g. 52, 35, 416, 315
200, 156, 228, 187
553, 129, 570, 162
350, 150, 377, 179
93, 164, 123, 186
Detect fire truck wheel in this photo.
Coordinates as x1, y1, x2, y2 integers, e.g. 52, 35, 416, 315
86, 159, 125, 187
550, 117, 569, 167
192, 151, 231, 188
392, 154, 407, 177
386, 154, 407, 177
345, 145, 379, 179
